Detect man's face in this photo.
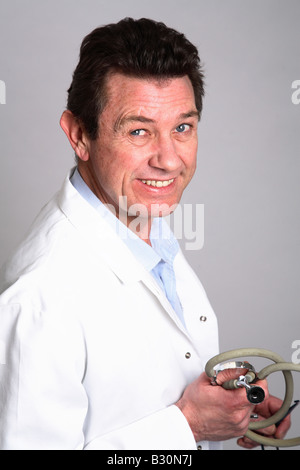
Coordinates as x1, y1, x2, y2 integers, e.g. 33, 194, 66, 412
80, 72, 199, 221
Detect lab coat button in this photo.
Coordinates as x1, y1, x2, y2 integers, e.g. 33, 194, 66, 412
200, 315, 207, 322
185, 352, 191, 359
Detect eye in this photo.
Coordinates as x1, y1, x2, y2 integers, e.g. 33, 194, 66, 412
175, 123, 191, 133
130, 129, 147, 136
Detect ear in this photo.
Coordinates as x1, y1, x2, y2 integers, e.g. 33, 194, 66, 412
60, 110, 90, 162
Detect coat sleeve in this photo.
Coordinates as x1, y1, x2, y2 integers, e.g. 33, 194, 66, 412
0, 302, 88, 450
83, 405, 198, 450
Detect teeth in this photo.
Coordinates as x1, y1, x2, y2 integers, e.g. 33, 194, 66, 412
141, 179, 174, 188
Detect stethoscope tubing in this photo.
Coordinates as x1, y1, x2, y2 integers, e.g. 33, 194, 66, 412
205, 348, 300, 447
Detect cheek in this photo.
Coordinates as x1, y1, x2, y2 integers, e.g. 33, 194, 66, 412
94, 146, 137, 191
183, 144, 197, 174
191, 156, 197, 175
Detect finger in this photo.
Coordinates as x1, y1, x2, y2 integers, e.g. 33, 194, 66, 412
237, 412, 277, 449
275, 414, 292, 439
214, 367, 249, 386
249, 413, 276, 437
254, 394, 292, 438
239, 413, 292, 448
255, 393, 282, 416
237, 436, 259, 449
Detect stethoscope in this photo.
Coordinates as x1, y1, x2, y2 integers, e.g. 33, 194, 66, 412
205, 348, 300, 448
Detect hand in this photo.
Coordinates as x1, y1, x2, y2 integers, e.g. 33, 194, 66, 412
175, 369, 269, 442
237, 395, 292, 449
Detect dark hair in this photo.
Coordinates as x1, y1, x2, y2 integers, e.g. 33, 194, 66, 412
67, 17, 205, 140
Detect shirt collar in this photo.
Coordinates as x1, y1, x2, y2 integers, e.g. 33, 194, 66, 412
70, 168, 162, 272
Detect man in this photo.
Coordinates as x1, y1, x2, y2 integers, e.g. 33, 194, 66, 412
0, 18, 290, 450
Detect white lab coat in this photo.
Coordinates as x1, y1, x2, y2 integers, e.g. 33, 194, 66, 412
0, 171, 220, 450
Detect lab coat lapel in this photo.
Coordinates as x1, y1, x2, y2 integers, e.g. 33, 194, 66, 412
139, 270, 188, 336
58, 175, 188, 337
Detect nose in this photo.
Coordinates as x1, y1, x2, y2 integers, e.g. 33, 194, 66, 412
148, 134, 183, 173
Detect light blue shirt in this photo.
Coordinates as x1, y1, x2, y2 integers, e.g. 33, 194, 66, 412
70, 168, 185, 326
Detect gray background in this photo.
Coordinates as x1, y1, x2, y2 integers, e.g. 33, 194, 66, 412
0, 0, 299, 450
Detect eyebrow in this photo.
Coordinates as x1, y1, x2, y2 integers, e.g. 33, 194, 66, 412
114, 115, 154, 132
114, 109, 200, 132
179, 110, 200, 120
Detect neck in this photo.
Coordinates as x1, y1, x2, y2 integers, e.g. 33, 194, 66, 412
118, 209, 153, 245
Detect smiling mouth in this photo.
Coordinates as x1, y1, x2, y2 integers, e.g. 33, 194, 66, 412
141, 179, 175, 188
